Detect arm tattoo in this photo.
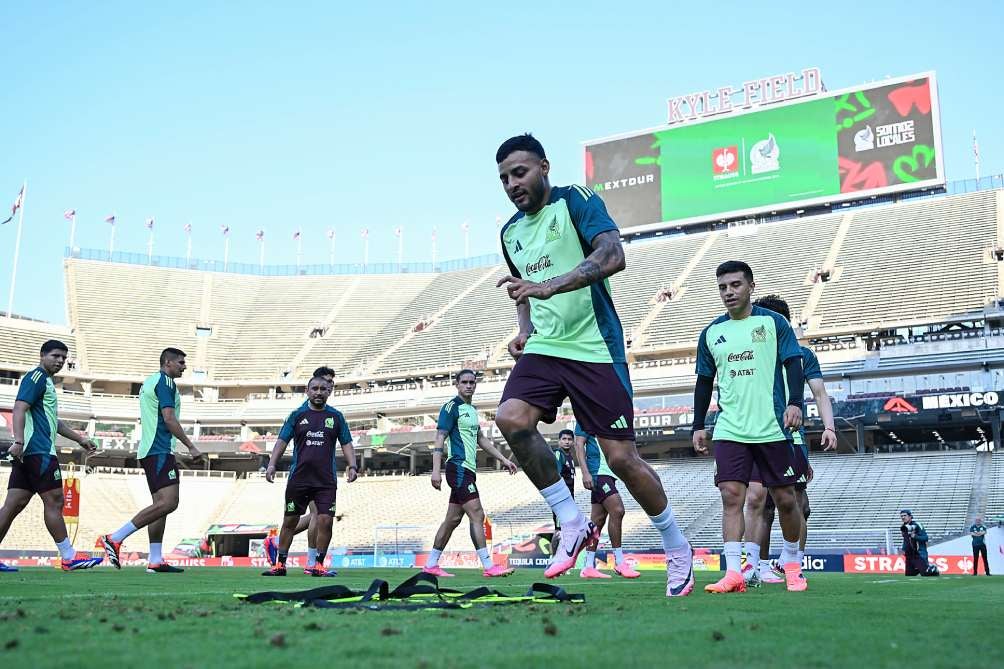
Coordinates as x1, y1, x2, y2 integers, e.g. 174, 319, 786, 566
577, 259, 602, 284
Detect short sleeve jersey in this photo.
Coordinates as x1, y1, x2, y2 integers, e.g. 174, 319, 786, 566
695, 305, 802, 443
16, 367, 58, 457
500, 185, 625, 364
438, 396, 480, 473
970, 524, 987, 547
554, 448, 575, 488
139, 372, 181, 458
278, 405, 352, 487
790, 346, 822, 450
573, 424, 614, 478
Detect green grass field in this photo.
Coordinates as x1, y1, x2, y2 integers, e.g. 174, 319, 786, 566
1, 568, 1001, 668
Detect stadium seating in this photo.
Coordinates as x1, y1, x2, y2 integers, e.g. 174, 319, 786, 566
0, 318, 76, 371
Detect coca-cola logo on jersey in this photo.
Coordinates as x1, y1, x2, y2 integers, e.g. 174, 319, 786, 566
727, 350, 754, 362
525, 255, 553, 275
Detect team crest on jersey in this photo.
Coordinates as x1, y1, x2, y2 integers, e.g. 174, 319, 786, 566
287, 501, 296, 512
54, 469, 62, 481
325, 417, 334, 428
468, 484, 476, 493
545, 218, 561, 242
168, 469, 177, 480
602, 483, 610, 493
751, 325, 767, 342
329, 503, 337, 513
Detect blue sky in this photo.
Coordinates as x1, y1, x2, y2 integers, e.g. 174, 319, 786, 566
2, 1, 1001, 323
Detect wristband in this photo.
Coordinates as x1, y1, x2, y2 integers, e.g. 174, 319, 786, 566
823, 427, 835, 433
347, 465, 358, 471
13, 441, 23, 446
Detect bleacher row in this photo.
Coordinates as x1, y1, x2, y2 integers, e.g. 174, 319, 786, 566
0, 451, 982, 554
1, 190, 998, 382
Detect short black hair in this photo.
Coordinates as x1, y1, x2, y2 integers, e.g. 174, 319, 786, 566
313, 366, 335, 379
558, 429, 574, 439
496, 133, 546, 164
159, 347, 186, 365
716, 260, 754, 283
40, 339, 68, 355
308, 375, 333, 388
754, 294, 791, 322
455, 369, 477, 383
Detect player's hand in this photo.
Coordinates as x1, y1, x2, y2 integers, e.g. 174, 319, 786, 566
692, 429, 710, 455
503, 459, 518, 475
821, 428, 837, 451
783, 405, 802, 430
265, 465, 277, 483
8, 441, 24, 462
497, 275, 554, 304
345, 467, 358, 483
431, 471, 442, 490
582, 473, 594, 490
507, 332, 529, 360
78, 437, 99, 454
188, 446, 204, 463
806, 464, 815, 484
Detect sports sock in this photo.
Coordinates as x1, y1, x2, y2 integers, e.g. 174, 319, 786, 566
306, 547, 318, 568
110, 521, 138, 543
316, 551, 326, 568
476, 547, 492, 569
541, 480, 583, 528
149, 543, 163, 564
649, 504, 688, 551
796, 549, 805, 567
55, 538, 75, 560
427, 548, 442, 568
584, 550, 596, 568
760, 560, 776, 576
745, 542, 761, 572
277, 551, 288, 565
614, 547, 625, 566
780, 540, 799, 566
724, 541, 742, 573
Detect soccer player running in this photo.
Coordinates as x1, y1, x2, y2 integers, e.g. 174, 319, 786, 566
262, 375, 357, 576
573, 425, 640, 579
493, 134, 694, 596
0, 340, 100, 572
741, 295, 837, 587
264, 366, 336, 574
423, 370, 518, 578
692, 262, 808, 593
100, 347, 203, 573
549, 429, 576, 556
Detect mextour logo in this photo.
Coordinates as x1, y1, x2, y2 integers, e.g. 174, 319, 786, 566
712, 146, 738, 179
883, 397, 918, 414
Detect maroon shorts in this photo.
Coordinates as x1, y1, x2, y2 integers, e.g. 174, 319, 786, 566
8, 454, 62, 494
590, 475, 619, 505
751, 442, 809, 491
284, 483, 337, 516
140, 454, 180, 493
713, 440, 799, 488
445, 462, 479, 505
500, 354, 635, 440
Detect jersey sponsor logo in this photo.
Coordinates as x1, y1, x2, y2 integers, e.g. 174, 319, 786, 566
525, 254, 553, 276
713, 334, 727, 346
883, 397, 918, 413
513, 240, 523, 252
299, 418, 309, 425
751, 325, 767, 342
306, 430, 325, 438
921, 391, 999, 410
783, 466, 794, 477
727, 350, 754, 362
729, 368, 755, 378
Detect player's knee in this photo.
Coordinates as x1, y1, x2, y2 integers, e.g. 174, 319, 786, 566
746, 487, 767, 512
605, 451, 638, 479
770, 487, 797, 513
494, 407, 531, 440
720, 484, 745, 510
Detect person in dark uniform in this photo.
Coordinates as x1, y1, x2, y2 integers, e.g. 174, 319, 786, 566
900, 510, 929, 576
969, 516, 990, 576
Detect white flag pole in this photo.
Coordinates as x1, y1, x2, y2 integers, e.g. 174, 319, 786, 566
68, 212, 77, 250
6, 180, 26, 318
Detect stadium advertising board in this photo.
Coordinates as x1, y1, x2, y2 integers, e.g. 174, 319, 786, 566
804, 390, 1003, 425
585, 72, 943, 232
843, 554, 977, 575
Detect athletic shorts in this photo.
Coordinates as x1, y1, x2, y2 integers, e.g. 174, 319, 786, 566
8, 454, 62, 494
445, 462, 479, 505
590, 474, 619, 505
284, 483, 336, 516
713, 440, 799, 488
140, 454, 180, 493
500, 353, 635, 440
751, 443, 809, 491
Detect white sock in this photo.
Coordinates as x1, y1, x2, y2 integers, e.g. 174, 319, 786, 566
724, 541, 742, 573
649, 504, 688, 551
614, 547, 625, 565
149, 543, 163, 564
427, 548, 442, 568
745, 543, 761, 572
56, 538, 75, 560
110, 521, 138, 543
476, 547, 492, 569
796, 549, 805, 567
306, 547, 318, 568
541, 480, 584, 527
780, 540, 799, 566
584, 550, 596, 568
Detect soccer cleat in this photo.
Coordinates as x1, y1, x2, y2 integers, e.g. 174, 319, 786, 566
666, 544, 695, 597
307, 566, 338, 577
579, 566, 611, 579
742, 563, 762, 588
422, 565, 455, 578
759, 564, 784, 584
784, 562, 807, 592
614, 563, 641, 579
769, 559, 785, 579
146, 563, 184, 573
99, 534, 123, 570
544, 520, 599, 579
483, 564, 514, 578
61, 553, 102, 572
704, 570, 746, 594
0, 562, 18, 572
262, 564, 287, 576
263, 536, 278, 567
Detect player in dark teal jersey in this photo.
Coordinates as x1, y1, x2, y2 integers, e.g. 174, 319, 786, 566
548, 429, 576, 556
493, 134, 693, 596
424, 370, 518, 578
1, 340, 100, 572
741, 295, 837, 586
100, 348, 203, 573
969, 516, 990, 575
692, 261, 807, 593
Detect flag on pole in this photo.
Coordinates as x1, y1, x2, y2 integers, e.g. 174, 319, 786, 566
220, 224, 230, 236
105, 214, 116, 225
64, 209, 76, 220
184, 223, 192, 234
431, 227, 437, 241
145, 218, 155, 230
461, 221, 470, 232
360, 228, 369, 239
292, 230, 301, 240
326, 228, 335, 240
256, 229, 264, 242
394, 226, 402, 238
973, 130, 980, 163
2, 186, 25, 224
